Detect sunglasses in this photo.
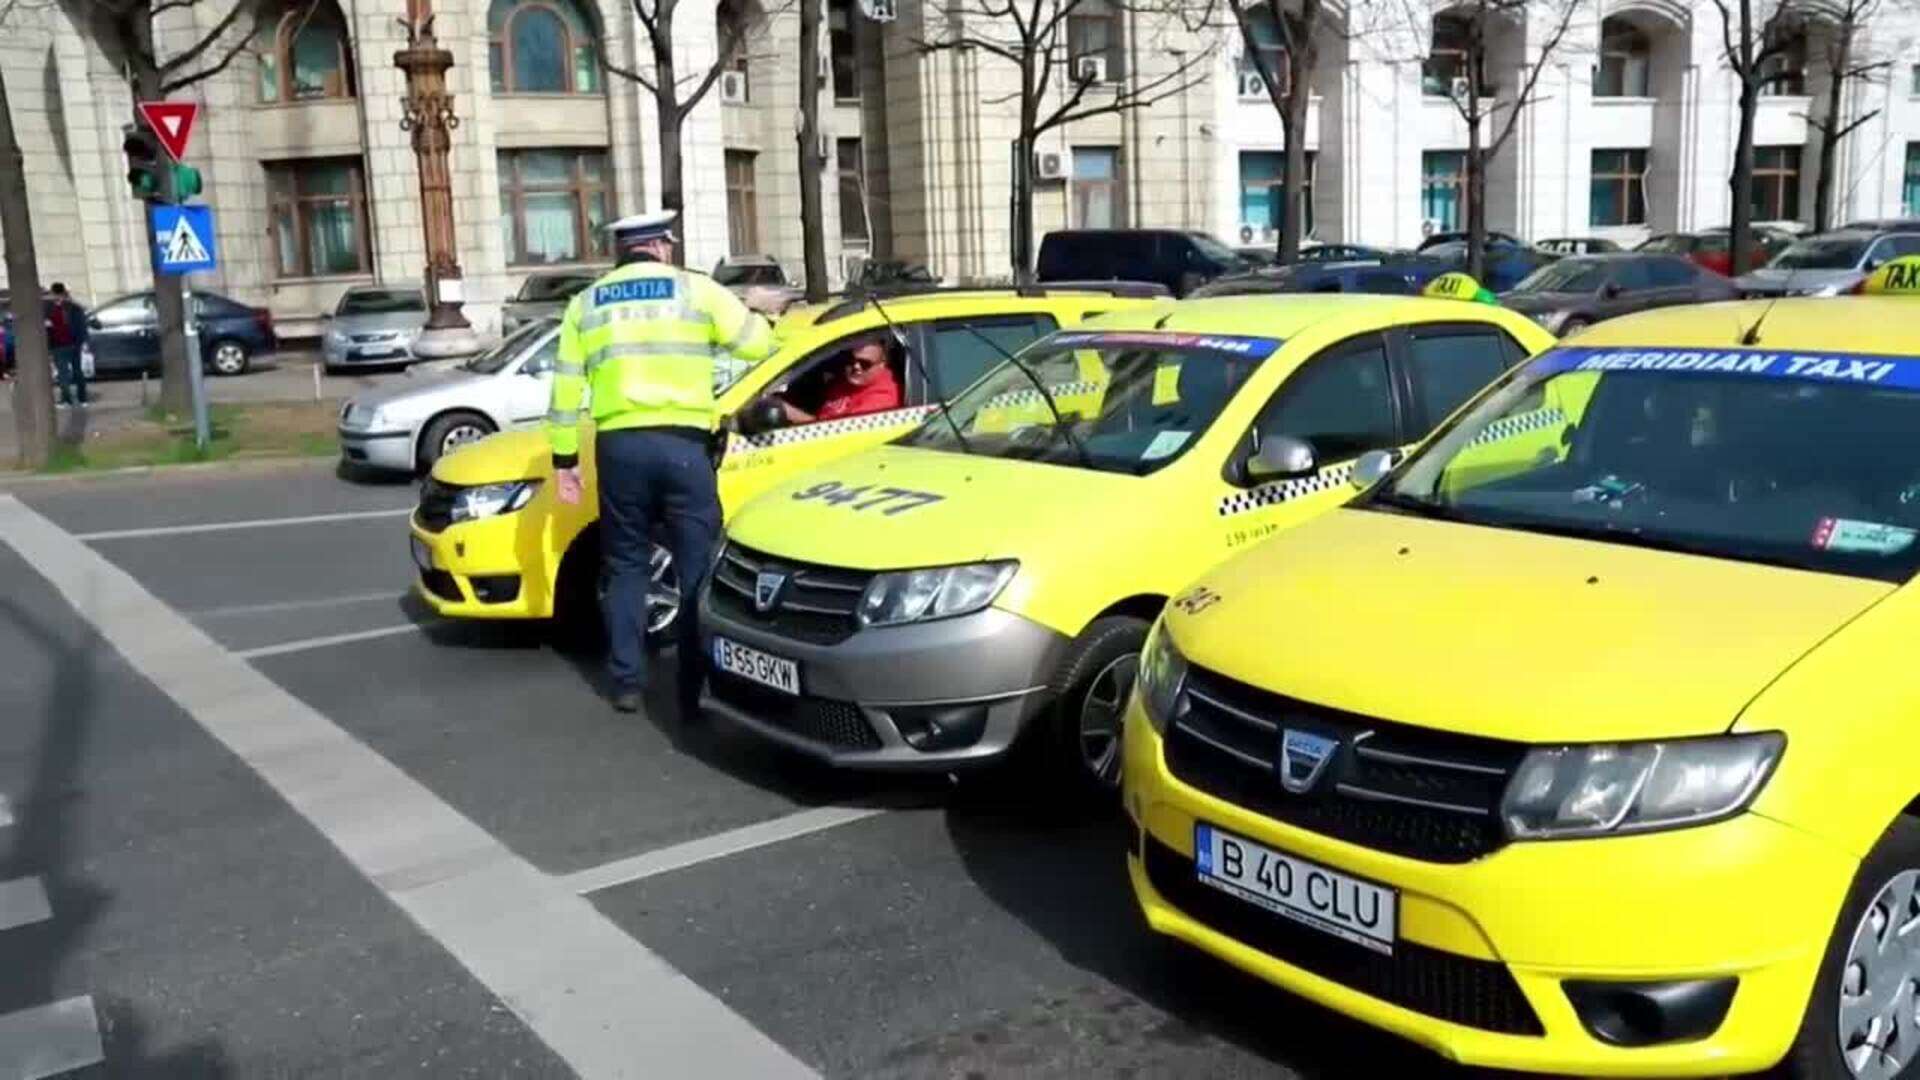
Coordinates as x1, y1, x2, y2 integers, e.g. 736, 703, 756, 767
847, 354, 884, 370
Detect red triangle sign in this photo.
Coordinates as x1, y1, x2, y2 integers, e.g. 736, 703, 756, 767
137, 101, 199, 162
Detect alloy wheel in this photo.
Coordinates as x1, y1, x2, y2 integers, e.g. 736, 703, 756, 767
1078, 654, 1138, 789
212, 342, 246, 375
645, 545, 680, 636
439, 423, 489, 456
1839, 868, 1920, 1079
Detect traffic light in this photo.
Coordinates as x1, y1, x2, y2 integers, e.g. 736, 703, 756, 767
123, 125, 160, 200
172, 163, 202, 200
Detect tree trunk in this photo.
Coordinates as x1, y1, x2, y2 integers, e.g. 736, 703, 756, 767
797, 0, 829, 302
131, 57, 192, 417
1464, 33, 1486, 281
1729, 78, 1760, 274
653, 26, 687, 268
0, 64, 53, 470
1276, 0, 1317, 265
1812, 24, 1851, 233
1012, 67, 1038, 285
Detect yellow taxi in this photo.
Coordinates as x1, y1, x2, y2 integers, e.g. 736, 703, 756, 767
1123, 256, 1920, 1075
698, 283, 1555, 796
405, 286, 1159, 639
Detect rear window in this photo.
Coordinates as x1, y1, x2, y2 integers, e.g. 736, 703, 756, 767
338, 289, 424, 315
516, 274, 597, 302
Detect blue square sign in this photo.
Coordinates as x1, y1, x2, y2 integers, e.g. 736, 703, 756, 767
150, 204, 217, 274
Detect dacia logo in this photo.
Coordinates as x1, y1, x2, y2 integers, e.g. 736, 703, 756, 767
1278, 729, 1338, 794
754, 570, 788, 614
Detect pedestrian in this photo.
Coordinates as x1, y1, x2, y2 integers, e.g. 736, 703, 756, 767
548, 211, 779, 715
47, 283, 88, 408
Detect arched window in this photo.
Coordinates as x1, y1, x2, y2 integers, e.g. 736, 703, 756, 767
258, 2, 355, 103
1595, 17, 1652, 97
489, 0, 601, 95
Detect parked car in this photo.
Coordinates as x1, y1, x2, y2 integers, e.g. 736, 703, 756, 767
1233, 246, 1277, 267
1417, 238, 1556, 292
1535, 236, 1622, 255
1036, 229, 1252, 296
1842, 217, 1920, 231
501, 269, 602, 332
85, 289, 275, 376
1736, 227, 1920, 297
1499, 252, 1738, 334
1415, 229, 1526, 252
849, 260, 940, 290
321, 286, 428, 373
1298, 243, 1397, 263
1637, 228, 1792, 276
338, 318, 563, 474
1192, 255, 1451, 298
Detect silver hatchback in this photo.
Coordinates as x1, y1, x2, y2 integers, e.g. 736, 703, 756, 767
321, 285, 428, 371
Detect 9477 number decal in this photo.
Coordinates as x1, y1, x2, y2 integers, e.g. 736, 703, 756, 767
791, 480, 945, 515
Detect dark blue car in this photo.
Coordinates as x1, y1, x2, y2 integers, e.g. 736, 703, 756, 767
86, 289, 276, 377
1191, 256, 1453, 298
1417, 239, 1557, 292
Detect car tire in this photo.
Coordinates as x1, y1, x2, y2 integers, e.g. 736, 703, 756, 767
1776, 814, 1920, 1079
551, 528, 679, 654
1031, 615, 1151, 804
417, 411, 496, 471
207, 338, 250, 376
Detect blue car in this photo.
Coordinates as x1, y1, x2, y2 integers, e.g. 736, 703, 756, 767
1191, 256, 1453, 298
1418, 238, 1558, 292
85, 289, 276, 377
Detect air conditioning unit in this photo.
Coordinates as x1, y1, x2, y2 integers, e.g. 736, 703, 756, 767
817, 132, 833, 164
1074, 55, 1108, 84
1238, 69, 1267, 99
1449, 75, 1471, 100
1034, 150, 1068, 181
719, 70, 747, 104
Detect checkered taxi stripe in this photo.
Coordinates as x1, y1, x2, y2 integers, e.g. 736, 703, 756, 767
978, 381, 1103, 411
1468, 407, 1566, 445
732, 405, 939, 451
1217, 462, 1356, 517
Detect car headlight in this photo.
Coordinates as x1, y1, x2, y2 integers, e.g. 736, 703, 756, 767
1135, 618, 1190, 734
1500, 732, 1784, 840
325, 329, 347, 345
856, 561, 1016, 628
450, 480, 540, 523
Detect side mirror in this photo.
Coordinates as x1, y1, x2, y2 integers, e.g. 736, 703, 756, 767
1245, 434, 1316, 483
86, 316, 102, 330
736, 399, 787, 436
1601, 282, 1622, 298
1350, 448, 1401, 490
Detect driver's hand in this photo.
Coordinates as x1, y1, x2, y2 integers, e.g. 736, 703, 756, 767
555, 467, 584, 506
780, 401, 811, 424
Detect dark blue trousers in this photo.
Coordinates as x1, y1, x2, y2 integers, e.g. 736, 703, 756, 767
594, 428, 720, 706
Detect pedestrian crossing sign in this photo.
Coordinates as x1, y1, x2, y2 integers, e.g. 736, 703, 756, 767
150, 204, 217, 274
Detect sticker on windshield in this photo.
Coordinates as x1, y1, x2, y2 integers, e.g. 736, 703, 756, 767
1152, 364, 1182, 405
1531, 346, 1920, 389
1141, 430, 1191, 461
1044, 331, 1282, 358
1812, 517, 1916, 555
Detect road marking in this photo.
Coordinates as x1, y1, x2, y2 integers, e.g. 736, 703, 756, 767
561, 805, 892, 896
0, 877, 51, 932
0, 997, 104, 1080
236, 622, 429, 660
75, 506, 411, 542
194, 590, 406, 620
0, 496, 814, 1080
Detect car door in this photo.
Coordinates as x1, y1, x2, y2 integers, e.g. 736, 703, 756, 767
87, 295, 157, 373
1597, 259, 1657, 320
1391, 322, 1524, 435
1214, 332, 1405, 552
504, 329, 560, 428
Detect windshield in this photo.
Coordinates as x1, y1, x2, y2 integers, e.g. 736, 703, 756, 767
516, 274, 597, 303
338, 289, 424, 315
1512, 258, 1610, 293
1187, 232, 1244, 266
1371, 345, 1920, 582
462, 320, 550, 375
1771, 237, 1869, 270
714, 262, 786, 286
895, 331, 1278, 476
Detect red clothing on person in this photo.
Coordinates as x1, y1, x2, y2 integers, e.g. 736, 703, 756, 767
816, 364, 901, 420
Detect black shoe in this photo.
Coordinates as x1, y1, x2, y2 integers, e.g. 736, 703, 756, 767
611, 690, 641, 714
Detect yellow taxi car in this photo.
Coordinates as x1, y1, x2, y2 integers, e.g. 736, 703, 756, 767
405, 285, 1160, 639
1123, 257, 1920, 1075
698, 283, 1555, 796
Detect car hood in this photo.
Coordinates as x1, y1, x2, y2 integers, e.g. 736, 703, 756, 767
332, 311, 426, 335
1498, 292, 1583, 314
433, 427, 552, 484
725, 445, 1141, 571
1734, 267, 1863, 292
350, 369, 485, 416
1167, 509, 1891, 744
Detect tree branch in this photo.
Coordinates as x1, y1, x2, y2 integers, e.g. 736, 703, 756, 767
598, 50, 657, 93
157, 0, 253, 76
1834, 107, 1879, 140
1487, 0, 1577, 157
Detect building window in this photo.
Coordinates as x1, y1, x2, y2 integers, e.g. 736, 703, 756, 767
266, 157, 370, 278
828, 0, 859, 100
1758, 35, 1806, 96
1903, 143, 1919, 218
1071, 147, 1124, 228
1239, 151, 1314, 238
497, 149, 608, 265
1422, 150, 1466, 232
1237, 6, 1290, 98
488, 0, 600, 94
1751, 145, 1801, 221
1067, 0, 1123, 81
1594, 17, 1650, 98
837, 138, 868, 244
1590, 148, 1648, 226
1422, 14, 1470, 97
726, 150, 759, 255
258, 2, 355, 103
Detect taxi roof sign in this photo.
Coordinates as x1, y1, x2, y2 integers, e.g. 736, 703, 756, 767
1861, 255, 1920, 296
1423, 272, 1495, 304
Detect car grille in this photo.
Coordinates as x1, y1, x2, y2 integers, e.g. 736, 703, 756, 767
415, 479, 458, 534
419, 569, 462, 602
708, 543, 871, 645
710, 672, 881, 750
1142, 836, 1543, 1036
1163, 667, 1525, 863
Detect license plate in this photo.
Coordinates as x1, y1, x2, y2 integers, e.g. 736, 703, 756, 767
356, 347, 402, 359
712, 635, 799, 695
1195, 823, 1397, 954
410, 536, 435, 572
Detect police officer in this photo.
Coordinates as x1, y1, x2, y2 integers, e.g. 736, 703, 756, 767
549, 211, 778, 714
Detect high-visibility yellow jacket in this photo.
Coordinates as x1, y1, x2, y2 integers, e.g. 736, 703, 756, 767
547, 258, 776, 466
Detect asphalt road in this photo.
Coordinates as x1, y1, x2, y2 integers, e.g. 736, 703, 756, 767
0, 461, 1509, 1078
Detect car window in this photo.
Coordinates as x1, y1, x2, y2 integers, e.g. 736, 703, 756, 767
1356, 270, 1412, 294
1871, 235, 1920, 264
1253, 337, 1398, 462
193, 294, 248, 317
1404, 329, 1512, 429
94, 296, 154, 328
338, 289, 425, 315
517, 274, 597, 302
1647, 258, 1695, 287
519, 332, 561, 376
1695, 234, 1730, 254
1612, 260, 1658, 291
925, 315, 1059, 399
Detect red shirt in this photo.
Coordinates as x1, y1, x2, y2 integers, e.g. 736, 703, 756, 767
817, 365, 902, 420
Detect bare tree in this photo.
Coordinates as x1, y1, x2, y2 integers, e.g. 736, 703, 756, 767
915, 1, 1212, 283
1221, 0, 1322, 264
0, 6, 54, 468
1708, 0, 1805, 272
1804, 0, 1889, 231
798, 0, 828, 300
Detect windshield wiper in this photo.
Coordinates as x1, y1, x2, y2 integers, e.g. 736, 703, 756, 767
1363, 488, 1464, 521
1456, 511, 1820, 574
953, 322, 1093, 470
867, 294, 972, 456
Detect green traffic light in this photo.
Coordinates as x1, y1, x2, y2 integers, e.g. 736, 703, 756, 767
172, 164, 202, 199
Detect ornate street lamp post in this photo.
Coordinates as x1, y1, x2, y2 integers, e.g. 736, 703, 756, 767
396, 0, 480, 358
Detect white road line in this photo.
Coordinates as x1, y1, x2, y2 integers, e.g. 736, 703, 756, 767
75, 506, 411, 542
0, 997, 104, 1080
236, 622, 429, 660
0, 877, 51, 932
194, 590, 406, 620
561, 806, 892, 896
0, 496, 813, 1080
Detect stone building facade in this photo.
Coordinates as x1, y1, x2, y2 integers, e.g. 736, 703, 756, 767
2, 0, 1919, 337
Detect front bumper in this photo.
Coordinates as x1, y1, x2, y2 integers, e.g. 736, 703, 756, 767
698, 590, 1071, 769
324, 338, 415, 366
338, 425, 414, 472
407, 508, 561, 620
1122, 703, 1854, 1075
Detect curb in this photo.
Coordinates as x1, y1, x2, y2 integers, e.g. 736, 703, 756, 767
0, 452, 344, 490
